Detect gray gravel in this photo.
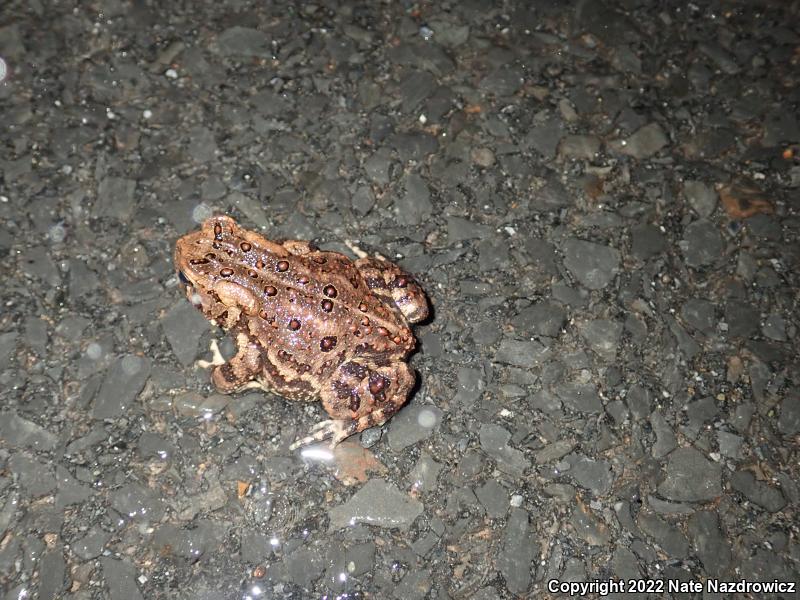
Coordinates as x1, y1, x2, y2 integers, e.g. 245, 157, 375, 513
1, 0, 799, 597
328, 479, 423, 531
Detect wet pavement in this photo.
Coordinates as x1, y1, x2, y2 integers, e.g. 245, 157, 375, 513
1, 0, 799, 598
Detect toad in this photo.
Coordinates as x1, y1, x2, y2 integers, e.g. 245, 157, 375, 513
174, 216, 429, 448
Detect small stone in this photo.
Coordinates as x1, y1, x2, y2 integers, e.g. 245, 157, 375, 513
725, 300, 759, 338
175, 480, 228, 521
161, 302, 212, 366
394, 569, 432, 599
729, 471, 786, 512
637, 512, 689, 558
475, 480, 509, 519
479, 65, 525, 96
407, 452, 443, 493
680, 219, 723, 268
611, 546, 640, 581
542, 484, 576, 503
683, 180, 717, 217
494, 337, 550, 369
187, 126, 217, 163
558, 98, 578, 122
73, 527, 111, 560
284, 545, 326, 589
388, 132, 438, 162
38, 547, 66, 599
561, 238, 621, 290
411, 532, 439, 558
328, 479, 422, 531
680, 299, 716, 335
426, 20, 469, 47
610, 122, 668, 158
578, 319, 622, 361
741, 549, 795, 589
684, 396, 719, 438
23, 316, 48, 356
534, 440, 575, 465
524, 117, 564, 159
646, 495, 694, 515
136, 432, 177, 462
650, 411, 677, 458
345, 541, 375, 577
9, 452, 57, 497
479, 424, 530, 477
455, 365, 487, 406
216, 27, 271, 57
0, 412, 57, 451
558, 135, 601, 160
399, 70, 437, 112
512, 302, 567, 338
394, 174, 433, 226
56, 465, 94, 508
364, 150, 393, 184
100, 557, 145, 600
665, 315, 700, 360
497, 508, 535, 594
388, 404, 443, 450
470, 147, 495, 167
446, 216, 491, 241
687, 511, 731, 578
717, 431, 743, 459
95, 177, 137, 220
625, 385, 651, 420
565, 454, 614, 495
605, 400, 628, 425
761, 314, 786, 341
698, 43, 740, 74
110, 483, 166, 521
533, 176, 572, 210
657, 447, 721, 502
0, 331, 18, 370
239, 531, 274, 564
630, 224, 667, 261
570, 502, 610, 546
778, 395, 799, 436
557, 383, 603, 413
351, 186, 375, 216
24, 246, 61, 284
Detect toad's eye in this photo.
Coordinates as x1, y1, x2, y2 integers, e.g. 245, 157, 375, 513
178, 271, 191, 285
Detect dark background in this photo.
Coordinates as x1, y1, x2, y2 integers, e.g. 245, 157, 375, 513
0, 0, 798, 598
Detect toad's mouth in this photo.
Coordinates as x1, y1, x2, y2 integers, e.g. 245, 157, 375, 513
177, 270, 205, 309
178, 270, 192, 287
177, 269, 197, 295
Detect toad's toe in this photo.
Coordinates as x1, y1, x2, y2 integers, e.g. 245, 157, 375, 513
290, 419, 354, 450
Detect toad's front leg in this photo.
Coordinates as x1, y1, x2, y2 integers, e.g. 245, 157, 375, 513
200, 333, 264, 393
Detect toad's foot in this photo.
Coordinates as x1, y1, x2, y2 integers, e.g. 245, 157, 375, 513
289, 407, 396, 450
289, 419, 357, 450
197, 339, 225, 369
345, 239, 389, 261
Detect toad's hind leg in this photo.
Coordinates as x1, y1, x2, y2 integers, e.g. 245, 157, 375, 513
208, 334, 264, 393
289, 360, 415, 449
288, 408, 398, 450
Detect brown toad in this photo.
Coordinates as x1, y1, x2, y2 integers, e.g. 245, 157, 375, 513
174, 216, 429, 448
